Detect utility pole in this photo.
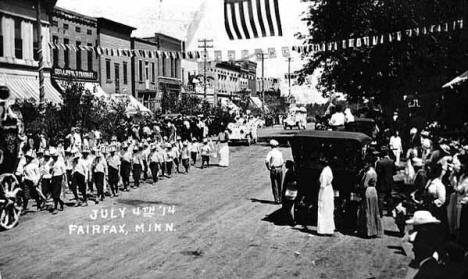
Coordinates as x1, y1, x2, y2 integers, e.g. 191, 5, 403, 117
287, 57, 292, 97
36, 0, 45, 105
261, 52, 265, 113
197, 39, 213, 101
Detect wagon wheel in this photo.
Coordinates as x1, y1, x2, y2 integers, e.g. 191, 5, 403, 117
0, 174, 22, 230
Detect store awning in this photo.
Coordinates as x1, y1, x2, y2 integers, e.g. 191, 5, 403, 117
112, 94, 152, 115
3, 73, 62, 104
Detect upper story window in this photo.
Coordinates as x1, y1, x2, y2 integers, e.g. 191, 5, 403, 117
14, 19, 22, 59
51, 20, 58, 27
75, 26, 81, 33
87, 29, 92, 35
63, 23, 69, 30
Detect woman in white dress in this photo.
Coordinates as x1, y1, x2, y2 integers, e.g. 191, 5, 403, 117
317, 159, 335, 235
218, 129, 230, 167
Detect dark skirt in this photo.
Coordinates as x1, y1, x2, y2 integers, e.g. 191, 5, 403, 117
357, 187, 383, 237
51, 175, 63, 199
459, 204, 468, 248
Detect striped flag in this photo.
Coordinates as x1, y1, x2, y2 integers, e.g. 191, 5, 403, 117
224, 0, 283, 40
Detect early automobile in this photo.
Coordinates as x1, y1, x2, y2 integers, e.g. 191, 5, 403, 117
278, 130, 372, 227
283, 107, 307, 130
227, 120, 255, 145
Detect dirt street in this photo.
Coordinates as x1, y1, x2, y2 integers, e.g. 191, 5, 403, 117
0, 134, 413, 279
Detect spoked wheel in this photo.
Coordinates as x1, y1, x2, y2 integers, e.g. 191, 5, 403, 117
0, 174, 22, 230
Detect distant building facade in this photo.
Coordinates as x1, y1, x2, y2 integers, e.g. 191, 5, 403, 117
0, 0, 62, 103
131, 37, 160, 112
49, 7, 99, 92
197, 60, 257, 104
143, 33, 183, 97
97, 17, 135, 95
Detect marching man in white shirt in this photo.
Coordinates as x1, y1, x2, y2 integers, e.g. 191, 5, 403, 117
265, 140, 284, 204
21, 151, 42, 213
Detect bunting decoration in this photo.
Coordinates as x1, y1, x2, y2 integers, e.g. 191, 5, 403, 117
296, 19, 463, 55
46, 18, 463, 63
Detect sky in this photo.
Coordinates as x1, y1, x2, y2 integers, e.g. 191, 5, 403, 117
56, 0, 325, 103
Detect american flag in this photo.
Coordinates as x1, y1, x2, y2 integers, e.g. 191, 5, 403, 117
224, 0, 283, 40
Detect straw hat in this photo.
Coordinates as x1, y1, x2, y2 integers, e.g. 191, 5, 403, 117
49, 147, 58, 157
25, 150, 35, 158
412, 158, 424, 168
410, 128, 418, 135
406, 211, 440, 225
269, 139, 279, 147
440, 144, 451, 155
82, 148, 90, 154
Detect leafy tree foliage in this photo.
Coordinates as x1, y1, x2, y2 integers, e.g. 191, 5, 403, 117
300, 0, 466, 115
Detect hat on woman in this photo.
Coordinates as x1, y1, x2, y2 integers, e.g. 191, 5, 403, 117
49, 147, 58, 157
269, 139, 279, 147
406, 211, 440, 225
25, 150, 35, 159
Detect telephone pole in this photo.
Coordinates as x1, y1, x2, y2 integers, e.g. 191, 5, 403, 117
287, 57, 292, 96
197, 39, 213, 101
36, 0, 45, 104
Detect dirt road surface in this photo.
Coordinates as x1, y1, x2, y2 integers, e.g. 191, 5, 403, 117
0, 131, 413, 279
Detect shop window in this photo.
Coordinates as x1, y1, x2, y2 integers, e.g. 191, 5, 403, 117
123, 62, 128, 84
139, 60, 143, 82
76, 41, 81, 70
87, 43, 93, 71
106, 59, 111, 81
52, 36, 59, 67
64, 38, 69, 68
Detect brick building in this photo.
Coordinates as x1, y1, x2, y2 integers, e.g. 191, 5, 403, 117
0, 0, 61, 103
197, 60, 257, 104
131, 37, 160, 112
143, 33, 182, 97
97, 17, 135, 95
49, 7, 100, 93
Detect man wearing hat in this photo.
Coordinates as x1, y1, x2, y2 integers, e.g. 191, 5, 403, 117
406, 211, 444, 278
149, 144, 161, 183
21, 151, 42, 213
142, 142, 150, 181
131, 145, 143, 188
92, 148, 107, 203
189, 137, 200, 166
107, 146, 120, 197
265, 139, 284, 204
38, 149, 51, 201
72, 150, 89, 206
164, 144, 174, 177
120, 144, 132, 191
49, 148, 66, 214
181, 141, 191, 173
376, 148, 396, 216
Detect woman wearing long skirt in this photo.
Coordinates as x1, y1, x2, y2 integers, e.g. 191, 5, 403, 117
317, 160, 335, 235
357, 164, 383, 238
218, 130, 230, 167
456, 164, 468, 248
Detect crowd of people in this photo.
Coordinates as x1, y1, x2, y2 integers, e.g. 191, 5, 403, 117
15, 118, 232, 215
265, 111, 468, 277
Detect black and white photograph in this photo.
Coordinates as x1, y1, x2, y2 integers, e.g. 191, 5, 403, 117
1, 0, 468, 278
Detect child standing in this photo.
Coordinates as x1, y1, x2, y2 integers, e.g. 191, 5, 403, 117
200, 138, 211, 169
189, 137, 199, 166
181, 141, 190, 173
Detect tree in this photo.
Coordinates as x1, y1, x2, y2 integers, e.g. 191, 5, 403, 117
300, 0, 466, 121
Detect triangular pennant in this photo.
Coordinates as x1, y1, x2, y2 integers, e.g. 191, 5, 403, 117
405, 29, 412, 37
348, 38, 355, 48
356, 38, 362, 47
396, 31, 402, 41
372, 36, 379, 45
363, 36, 370, 46
342, 40, 347, 49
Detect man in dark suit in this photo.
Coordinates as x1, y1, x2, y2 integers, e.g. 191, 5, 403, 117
376, 149, 395, 216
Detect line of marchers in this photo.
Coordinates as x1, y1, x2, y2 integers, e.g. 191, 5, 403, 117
68, 223, 175, 235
